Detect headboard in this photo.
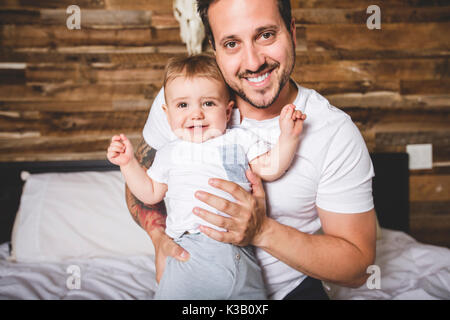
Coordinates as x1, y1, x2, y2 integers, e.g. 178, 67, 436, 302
0, 153, 409, 244
370, 153, 409, 233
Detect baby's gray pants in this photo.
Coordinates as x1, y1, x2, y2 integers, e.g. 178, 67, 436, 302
154, 232, 267, 300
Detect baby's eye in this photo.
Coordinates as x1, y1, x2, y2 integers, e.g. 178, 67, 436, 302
177, 102, 188, 108
203, 101, 215, 107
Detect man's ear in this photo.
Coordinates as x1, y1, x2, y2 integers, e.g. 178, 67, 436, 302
290, 18, 297, 48
226, 100, 234, 122
209, 40, 216, 54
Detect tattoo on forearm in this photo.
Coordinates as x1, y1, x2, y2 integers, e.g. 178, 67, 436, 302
125, 138, 167, 233
131, 196, 167, 232
135, 138, 156, 170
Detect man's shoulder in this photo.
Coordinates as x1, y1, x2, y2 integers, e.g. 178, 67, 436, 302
224, 127, 261, 145
296, 84, 351, 130
294, 84, 363, 159
225, 126, 250, 135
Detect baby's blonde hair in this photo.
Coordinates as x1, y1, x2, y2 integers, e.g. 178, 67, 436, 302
163, 54, 230, 98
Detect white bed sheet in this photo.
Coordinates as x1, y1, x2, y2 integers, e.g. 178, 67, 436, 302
1, 228, 449, 300
325, 228, 450, 300
0, 243, 157, 300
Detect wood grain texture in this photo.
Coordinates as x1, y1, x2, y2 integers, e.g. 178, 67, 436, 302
0, 0, 106, 10
410, 175, 450, 202
306, 23, 450, 51
1, 25, 181, 47
291, 0, 450, 9
293, 6, 450, 24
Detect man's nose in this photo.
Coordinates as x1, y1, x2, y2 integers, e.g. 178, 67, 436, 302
242, 43, 265, 73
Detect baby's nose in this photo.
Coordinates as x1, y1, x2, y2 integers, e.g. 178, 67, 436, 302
190, 107, 205, 119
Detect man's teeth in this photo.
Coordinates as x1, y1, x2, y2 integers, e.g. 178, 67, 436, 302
247, 72, 269, 83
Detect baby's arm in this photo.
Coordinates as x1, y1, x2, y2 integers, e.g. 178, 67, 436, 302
249, 105, 305, 181
107, 134, 168, 205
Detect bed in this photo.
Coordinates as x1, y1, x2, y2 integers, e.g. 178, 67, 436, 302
0, 154, 449, 300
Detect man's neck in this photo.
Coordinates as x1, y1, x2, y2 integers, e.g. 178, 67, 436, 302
236, 79, 298, 121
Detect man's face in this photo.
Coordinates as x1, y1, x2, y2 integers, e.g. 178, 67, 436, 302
208, 0, 296, 109
163, 76, 233, 143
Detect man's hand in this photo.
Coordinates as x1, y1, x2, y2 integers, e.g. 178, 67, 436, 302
153, 231, 190, 283
192, 169, 268, 246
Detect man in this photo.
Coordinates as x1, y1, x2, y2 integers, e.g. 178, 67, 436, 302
126, 0, 376, 300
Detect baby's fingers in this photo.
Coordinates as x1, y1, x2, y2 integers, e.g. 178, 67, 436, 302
285, 105, 294, 120
120, 133, 133, 149
280, 105, 288, 119
293, 116, 305, 135
108, 144, 125, 153
292, 110, 305, 120
106, 150, 120, 162
111, 135, 122, 142
109, 140, 125, 148
280, 104, 295, 120
107, 149, 117, 157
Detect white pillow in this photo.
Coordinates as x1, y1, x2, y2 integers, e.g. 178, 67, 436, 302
10, 170, 155, 262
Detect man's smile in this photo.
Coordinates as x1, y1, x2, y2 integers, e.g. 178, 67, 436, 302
246, 71, 271, 85
239, 63, 279, 88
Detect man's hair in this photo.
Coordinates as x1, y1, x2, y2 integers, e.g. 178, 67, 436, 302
163, 53, 229, 96
197, 0, 293, 50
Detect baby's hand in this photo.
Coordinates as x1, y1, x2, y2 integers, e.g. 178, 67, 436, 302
279, 104, 306, 139
106, 134, 134, 167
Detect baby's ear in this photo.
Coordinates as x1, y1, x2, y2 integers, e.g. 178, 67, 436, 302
226, 100, 234, 121
162, 104, 168, 114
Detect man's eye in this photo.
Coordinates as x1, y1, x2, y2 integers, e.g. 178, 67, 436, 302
178, 103, 188, 108
225, 41, 237, 49
261, 32, 273, 40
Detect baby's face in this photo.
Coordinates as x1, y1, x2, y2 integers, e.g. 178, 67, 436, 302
163, 76, 233, 143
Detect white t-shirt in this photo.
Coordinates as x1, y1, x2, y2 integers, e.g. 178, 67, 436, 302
147, 128, 271, 239
143, 81, 375, 300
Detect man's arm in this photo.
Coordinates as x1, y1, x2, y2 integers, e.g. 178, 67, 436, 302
254, 207, 376, 287
193, 170, 376, 288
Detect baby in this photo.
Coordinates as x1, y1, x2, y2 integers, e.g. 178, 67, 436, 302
107, 54, 305, 299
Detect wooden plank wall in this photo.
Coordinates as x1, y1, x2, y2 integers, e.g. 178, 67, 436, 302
0, 0, 449, 247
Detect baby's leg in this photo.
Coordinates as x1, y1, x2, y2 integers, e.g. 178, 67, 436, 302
154, 233, 236, 300
229, 245, 267, 300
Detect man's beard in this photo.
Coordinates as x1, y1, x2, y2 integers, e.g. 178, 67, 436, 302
231, 42, 296, 109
